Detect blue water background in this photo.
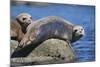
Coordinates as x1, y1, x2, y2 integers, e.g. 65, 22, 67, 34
11, 3, 95, 62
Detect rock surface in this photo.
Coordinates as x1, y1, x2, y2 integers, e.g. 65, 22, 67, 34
10, 40, 18, 55
11, 39, 75, 66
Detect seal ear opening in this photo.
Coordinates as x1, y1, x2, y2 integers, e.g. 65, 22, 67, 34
16, 17, 19, 22
16, 17, 22, 25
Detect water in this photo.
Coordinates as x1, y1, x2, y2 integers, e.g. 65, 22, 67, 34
11, 3, 95, 62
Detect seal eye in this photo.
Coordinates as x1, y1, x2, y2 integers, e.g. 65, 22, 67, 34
74, 29, 77, 32
23, 18, 26, 20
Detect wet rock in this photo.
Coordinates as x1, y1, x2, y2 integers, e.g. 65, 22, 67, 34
11, 39, 75, 66
29, 39, 75, 62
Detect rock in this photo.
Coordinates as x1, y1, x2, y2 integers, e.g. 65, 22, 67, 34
10, 40, 19, 54
11, 39, 75, 66
28, 39, 75, 62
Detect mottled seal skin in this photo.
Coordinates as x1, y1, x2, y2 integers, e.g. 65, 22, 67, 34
19, 16, 85, 47
11, 13, 33, 42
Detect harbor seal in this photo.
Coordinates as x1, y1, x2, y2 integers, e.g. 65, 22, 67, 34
16, 13, 33, 33
11, 13, 33, 42
19, 16, 85, 47
11, 20, 24, 42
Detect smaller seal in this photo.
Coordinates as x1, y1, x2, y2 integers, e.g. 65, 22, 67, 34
16, 13, 33, 33
11, 20, 24, 42
11, 13, 33, 42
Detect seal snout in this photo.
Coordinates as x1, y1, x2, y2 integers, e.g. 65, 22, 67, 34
80, 27, 85, 36
73, 25, 85, 37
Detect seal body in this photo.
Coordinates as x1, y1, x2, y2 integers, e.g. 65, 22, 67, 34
19, 16, 85, 47
11, 20, 24, 42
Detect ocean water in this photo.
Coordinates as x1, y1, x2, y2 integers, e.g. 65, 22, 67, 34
11, 2, 95, 62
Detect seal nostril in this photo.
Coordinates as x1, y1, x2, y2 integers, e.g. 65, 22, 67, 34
28, 20, 31, 24
80, 31, 82, 33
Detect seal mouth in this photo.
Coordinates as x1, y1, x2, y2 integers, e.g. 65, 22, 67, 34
81, 30, 85, 36
23, 22, 30, 27
71, 32, 84, 43
79, 34, 83, 38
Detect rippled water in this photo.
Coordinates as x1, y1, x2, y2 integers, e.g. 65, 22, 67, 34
11, 2, 95, 62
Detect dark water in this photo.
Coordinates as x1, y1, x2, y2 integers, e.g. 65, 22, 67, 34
11, 3, 95, 62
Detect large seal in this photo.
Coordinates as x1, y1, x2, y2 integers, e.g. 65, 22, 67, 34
19, 16, 85, 47
11, 13, 33, 42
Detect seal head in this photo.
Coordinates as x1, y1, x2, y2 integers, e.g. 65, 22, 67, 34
71, 25, 85, 43
16, 13, 32, 33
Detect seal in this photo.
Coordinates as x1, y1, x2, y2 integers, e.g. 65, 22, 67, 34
11, 13, 33, 42
16, 13, 33, 33
19, 16, 85, 47
11, 20, 24, 42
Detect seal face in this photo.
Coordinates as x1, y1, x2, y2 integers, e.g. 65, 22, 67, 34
16, 13, 33, 33
19, 16, 85, 47
71, 25, 85, 43
11, 13, 33, 41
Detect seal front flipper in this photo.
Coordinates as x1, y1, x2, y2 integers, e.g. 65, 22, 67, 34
18, 36, 29, 48
18, 32, 37, 48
